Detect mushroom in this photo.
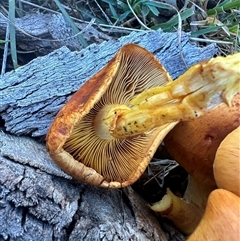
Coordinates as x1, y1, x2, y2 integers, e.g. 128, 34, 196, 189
46, 44, 177, 188
150, 93, 239, 234
186, 189, 240, 241
213, 126, 240, 196
150, 175, 213, 234
47, 44, 239, 188
103, 52, 240, 139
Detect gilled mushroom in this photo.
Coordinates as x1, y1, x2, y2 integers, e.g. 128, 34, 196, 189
47, 44, 239, 188
46, 44, 176, 188
187, 189, 240, 241
103, 52, 240, 139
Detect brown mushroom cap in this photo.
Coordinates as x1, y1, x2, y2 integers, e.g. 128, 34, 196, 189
164, 92, 240, 187
46, 44, 176, 188
187, 189, 240, 241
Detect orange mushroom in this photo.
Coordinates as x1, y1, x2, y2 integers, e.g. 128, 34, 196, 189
187, 189, 240, 241
150, 175, 213, 234
47, 44, 239, 189
150, 94, 239, 234
164, 93, 240, 187
213, 126, 240, 196
46, 44, 176, 188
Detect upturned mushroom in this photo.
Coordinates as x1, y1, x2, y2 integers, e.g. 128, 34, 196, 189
47, 44, 239, 188
46, 44, 177, 188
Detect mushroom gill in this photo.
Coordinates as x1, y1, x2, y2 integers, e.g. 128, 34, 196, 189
47, 44, 176, 188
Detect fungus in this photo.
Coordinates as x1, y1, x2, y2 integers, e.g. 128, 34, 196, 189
187, 189, 240, 241
150, 175, 213, 234
47, 44, 239, 188
150, 94, 239, 234
104, 52, 240, 139
46, 44, 176, 188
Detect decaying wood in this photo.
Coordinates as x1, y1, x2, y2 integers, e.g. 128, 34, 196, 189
0, 131, 170, 241
0, 12, 112, 54
0, 23, 217, 240
0, 29, 217, 137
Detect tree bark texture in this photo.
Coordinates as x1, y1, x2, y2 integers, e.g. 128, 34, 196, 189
0, 16, 217, 240
0, 29, 217, 137
0, 12, 112, 54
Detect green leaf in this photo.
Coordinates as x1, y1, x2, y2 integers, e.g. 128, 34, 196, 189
152, 8, 194, 31
102, 0, 117, 5
0, 40, 10, 44
142, 5, 150, 16
148, 5, 159, 16
191, 25, 223, 37
53, 0, 88, 47
146, 1, 173, 10
118, 10, 132, 21
109, 3, 119, 19
207, 0, 240, 15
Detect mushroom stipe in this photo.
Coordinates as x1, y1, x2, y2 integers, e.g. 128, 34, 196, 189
46, 44, 240, 188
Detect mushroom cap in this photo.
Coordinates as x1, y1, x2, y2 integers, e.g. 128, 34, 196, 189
213, 126, 240, 196
187, 189, 240, 241
46, 44, 177, 188
164, 92, 240, 187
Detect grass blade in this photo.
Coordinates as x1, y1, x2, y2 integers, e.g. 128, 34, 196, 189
53, 0, 88, 48
8, 0, 18, 69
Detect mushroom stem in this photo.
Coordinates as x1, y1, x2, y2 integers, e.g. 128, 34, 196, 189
100, 53, 240, 139
150, 175, 214, 234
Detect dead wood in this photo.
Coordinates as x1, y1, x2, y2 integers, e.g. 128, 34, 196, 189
0, 132, 171, 241
0, 12, 112, 54
0, 29, 217, 137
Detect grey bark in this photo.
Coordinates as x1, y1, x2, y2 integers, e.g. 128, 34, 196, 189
0, 29, 217, 137
0, 12, 112, 54
0, 16, 217, 241
0, 132, 171, 241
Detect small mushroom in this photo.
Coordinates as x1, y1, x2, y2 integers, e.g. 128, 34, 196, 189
213, 126, 240, 196
150, 176, 213, 234
46, 44, 176, 188
187, 189, 240, 241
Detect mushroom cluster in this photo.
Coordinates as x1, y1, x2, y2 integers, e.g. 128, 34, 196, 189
46, 44, 239, 237
150, 93, 240, 235
47, 44, 239, 189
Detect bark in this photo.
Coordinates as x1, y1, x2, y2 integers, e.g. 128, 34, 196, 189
0, 132, 170, 241
0, 12, 112, 54
0, 14, 217, 240
0, 29, 217, 137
